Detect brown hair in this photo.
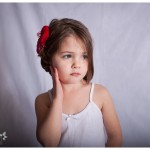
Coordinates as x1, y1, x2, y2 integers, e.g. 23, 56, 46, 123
39, 18, 94, 83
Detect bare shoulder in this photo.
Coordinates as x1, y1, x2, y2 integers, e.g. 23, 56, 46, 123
94, 83, 108, 92
35, 92, 51, 126
94, 84, 112, 98
93, 83, 113, 109
35, 92, 50, 108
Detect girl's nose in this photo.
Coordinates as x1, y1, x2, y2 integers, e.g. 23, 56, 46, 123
72, 59, 80, 69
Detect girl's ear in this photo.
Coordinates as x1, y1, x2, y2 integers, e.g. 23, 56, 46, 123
49, 65, 55, 74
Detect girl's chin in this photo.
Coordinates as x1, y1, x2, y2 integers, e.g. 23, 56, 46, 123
60, 78, 83, 84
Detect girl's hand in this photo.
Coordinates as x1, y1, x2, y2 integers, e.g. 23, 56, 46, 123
50, 66, 63, 102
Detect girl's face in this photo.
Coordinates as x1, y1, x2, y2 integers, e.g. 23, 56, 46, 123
51, 35, 88, 84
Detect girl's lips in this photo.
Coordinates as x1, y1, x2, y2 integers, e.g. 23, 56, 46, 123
70, 73, 81, 77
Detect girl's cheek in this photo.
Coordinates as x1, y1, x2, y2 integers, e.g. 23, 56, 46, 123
57, 66, 65, 74
52, 60, 61, 69
52, 64, 63, 75
52, 58, 68, 73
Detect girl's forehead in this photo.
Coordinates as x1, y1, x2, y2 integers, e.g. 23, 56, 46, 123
58, 35, 87, 53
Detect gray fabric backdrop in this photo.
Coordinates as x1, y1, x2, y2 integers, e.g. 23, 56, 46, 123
0, 3, 150, 147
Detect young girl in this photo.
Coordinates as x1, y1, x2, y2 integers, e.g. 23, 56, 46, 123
35, 18, 122, 147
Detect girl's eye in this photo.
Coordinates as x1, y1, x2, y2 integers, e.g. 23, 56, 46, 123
83, 55, 88, 59
63, 54, 72, 59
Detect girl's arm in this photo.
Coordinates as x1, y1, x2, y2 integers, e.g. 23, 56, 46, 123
35, 67, 63, 147
100, 86, 122, 147
35, 96, 62, 147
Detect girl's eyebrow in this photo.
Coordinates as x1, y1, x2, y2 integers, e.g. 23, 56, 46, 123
60, 51, 87, 54
60, 51, 74, 54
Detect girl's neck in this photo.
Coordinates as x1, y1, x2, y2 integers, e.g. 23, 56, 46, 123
61, 80, 87, 93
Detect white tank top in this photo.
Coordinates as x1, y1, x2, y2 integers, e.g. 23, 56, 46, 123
48, 83, 107, 147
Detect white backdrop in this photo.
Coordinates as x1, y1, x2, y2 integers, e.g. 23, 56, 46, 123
0, 3, 150, 147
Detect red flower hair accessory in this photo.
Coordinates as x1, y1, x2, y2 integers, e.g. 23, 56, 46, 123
36, 26, 50, 54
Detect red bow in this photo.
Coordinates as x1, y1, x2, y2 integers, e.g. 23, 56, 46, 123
36, 26, 50, 54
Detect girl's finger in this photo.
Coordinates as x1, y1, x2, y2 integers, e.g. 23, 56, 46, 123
51, 66, 59, 85
50, 66, 55, 80
54, 68, 58, 79
54, 67, 59, 81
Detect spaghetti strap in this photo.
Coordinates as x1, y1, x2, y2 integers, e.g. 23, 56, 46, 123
48, 90, 53, 103
90, 83, 94, 102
